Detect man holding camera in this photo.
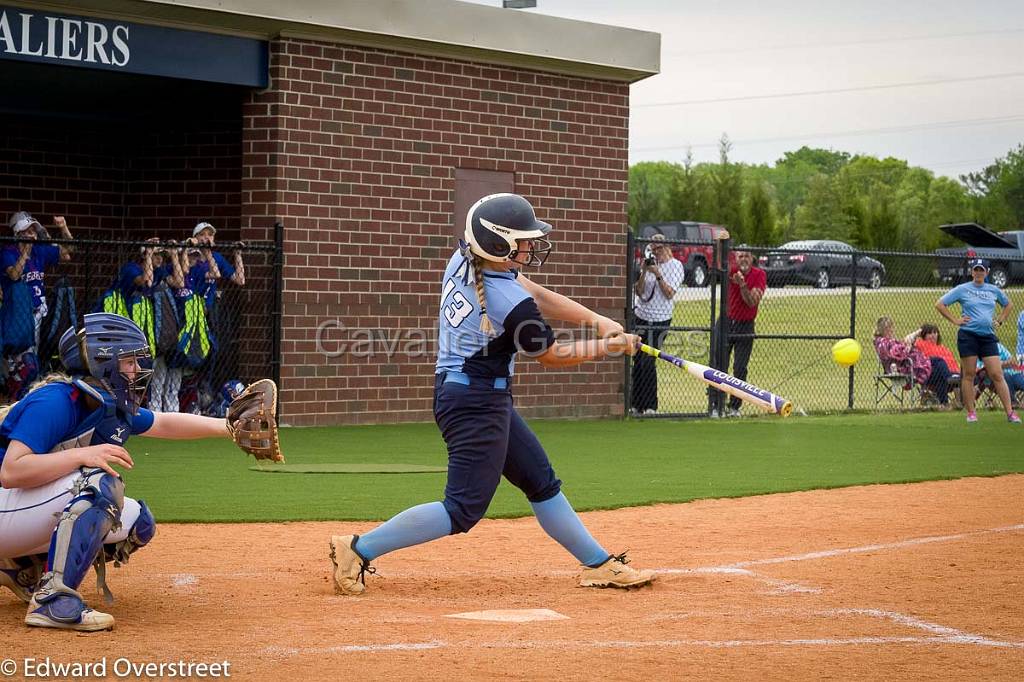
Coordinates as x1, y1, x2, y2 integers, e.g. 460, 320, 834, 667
631, 234, 685, 414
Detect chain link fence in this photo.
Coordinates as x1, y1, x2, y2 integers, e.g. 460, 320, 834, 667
0, 230, 282, 416
626, 232, 1024, 417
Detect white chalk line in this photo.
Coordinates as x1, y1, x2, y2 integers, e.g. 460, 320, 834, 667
260, 606, 1024, 657
657, 523, 1024, 575
727, 523, 1024, 569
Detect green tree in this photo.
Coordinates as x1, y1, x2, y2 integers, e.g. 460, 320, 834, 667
971, 144, 1024, 229
668, 149, 705, 221
628, 161, 683, 228
708, 134, 744, 237
743, 179, 776, 246
793, 173, 854, 241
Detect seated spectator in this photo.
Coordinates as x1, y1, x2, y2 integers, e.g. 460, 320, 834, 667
977, 342, 1024, 405
906, 323, 960, 407
2, 212, 73, 400
873, 316, 932, 390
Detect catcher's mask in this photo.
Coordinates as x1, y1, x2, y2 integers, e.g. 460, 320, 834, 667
76, 313, 154, 415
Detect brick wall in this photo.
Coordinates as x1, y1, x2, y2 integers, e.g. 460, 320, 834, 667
241, 38, 631, 426
0, 111, 243, 244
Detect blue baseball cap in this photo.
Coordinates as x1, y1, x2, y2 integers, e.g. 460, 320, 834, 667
968, 258, 989, 271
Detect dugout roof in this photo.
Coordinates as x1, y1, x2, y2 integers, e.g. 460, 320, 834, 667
4, 0, 660, 84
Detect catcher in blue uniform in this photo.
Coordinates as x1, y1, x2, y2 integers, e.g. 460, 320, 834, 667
0, 313, 282, 631
330, 193, 655, 594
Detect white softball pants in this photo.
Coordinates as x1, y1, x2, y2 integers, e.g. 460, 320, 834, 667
0, 469, 141, 560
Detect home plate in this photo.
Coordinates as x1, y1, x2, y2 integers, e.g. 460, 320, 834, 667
446, 609, 569, 623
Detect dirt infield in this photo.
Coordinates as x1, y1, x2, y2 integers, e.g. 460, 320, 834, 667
4, 475, 1023, 680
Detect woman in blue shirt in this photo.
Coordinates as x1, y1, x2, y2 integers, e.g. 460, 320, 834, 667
936, 258, 1018, 423
2, 212, 74, 400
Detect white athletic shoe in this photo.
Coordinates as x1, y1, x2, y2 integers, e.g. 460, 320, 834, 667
579, 552, 656, 588
25, 592, 114, 632
329, 535, 374, 595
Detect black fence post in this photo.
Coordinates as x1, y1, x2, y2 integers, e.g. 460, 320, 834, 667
624, 228, 635, 417
849, 251, 858, 409
271, 221, 284, 417
708, 234, 731, 415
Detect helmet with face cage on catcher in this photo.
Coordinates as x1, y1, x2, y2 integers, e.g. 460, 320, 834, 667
73, 313, 153, 415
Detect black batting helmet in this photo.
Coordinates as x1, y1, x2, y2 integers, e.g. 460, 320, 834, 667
464, 193, 553, 266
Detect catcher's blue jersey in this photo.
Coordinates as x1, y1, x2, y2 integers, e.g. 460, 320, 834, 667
0, 382, 154, 466
435, 246, 554, 379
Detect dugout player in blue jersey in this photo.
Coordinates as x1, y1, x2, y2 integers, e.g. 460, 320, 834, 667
936, 258, 1019, 423
0, 313, 243, 631
330, 193, 656, 594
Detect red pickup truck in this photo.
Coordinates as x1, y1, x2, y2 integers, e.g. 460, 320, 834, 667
637, 221, 729, 287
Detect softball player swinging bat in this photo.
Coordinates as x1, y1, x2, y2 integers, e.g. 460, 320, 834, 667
638, 343, 793, 417
329, 193, 656, 594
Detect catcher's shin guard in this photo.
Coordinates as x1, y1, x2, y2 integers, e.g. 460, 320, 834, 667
329, 534, 374, 595
26, 472, 123, 631
0, 554, 46, 603
579, 551, 656, 589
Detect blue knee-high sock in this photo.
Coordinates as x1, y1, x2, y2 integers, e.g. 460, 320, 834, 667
353, 502, 452, 561
531, 492, 609, 567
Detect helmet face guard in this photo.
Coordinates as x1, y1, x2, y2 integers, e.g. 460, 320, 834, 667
77, 313, 154, 415
509, 237, 552, 267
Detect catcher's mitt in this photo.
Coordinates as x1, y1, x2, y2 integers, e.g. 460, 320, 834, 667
226, 379, 285, 462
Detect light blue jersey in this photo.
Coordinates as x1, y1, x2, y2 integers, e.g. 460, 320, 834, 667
940, 282, 1009, 336
1017, 311, 1024, 358
435, 246, 554, 378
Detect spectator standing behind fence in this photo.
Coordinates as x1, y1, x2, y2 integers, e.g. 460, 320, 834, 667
146, 241, 187, 412
905, 323, 958, 408
723, 247, 766, 417
630, 234, 684, 415
935, 258, 1018, 424
2, 213, 73, 400
189, 222, 245, 403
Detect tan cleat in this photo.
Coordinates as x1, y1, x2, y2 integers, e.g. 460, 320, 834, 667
25, 592, 114, 632
0, 556, 43, 603
329, 534, 374, 595
579, 552, 656, 589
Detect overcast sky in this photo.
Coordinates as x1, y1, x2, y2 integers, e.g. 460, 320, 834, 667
463, 0, 1024, 181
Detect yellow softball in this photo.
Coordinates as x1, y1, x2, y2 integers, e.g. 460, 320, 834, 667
831, 338, 862, 368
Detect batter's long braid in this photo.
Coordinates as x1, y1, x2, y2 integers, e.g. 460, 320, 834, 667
472, 255, 494, 335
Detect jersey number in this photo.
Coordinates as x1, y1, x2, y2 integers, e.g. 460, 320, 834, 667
441, 259, 475, 328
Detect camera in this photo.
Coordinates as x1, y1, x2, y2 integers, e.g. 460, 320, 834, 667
643, 244, 656, 267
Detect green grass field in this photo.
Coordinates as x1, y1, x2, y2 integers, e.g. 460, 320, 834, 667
127, 413, 1022, 523
652, 286, 1024, 414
